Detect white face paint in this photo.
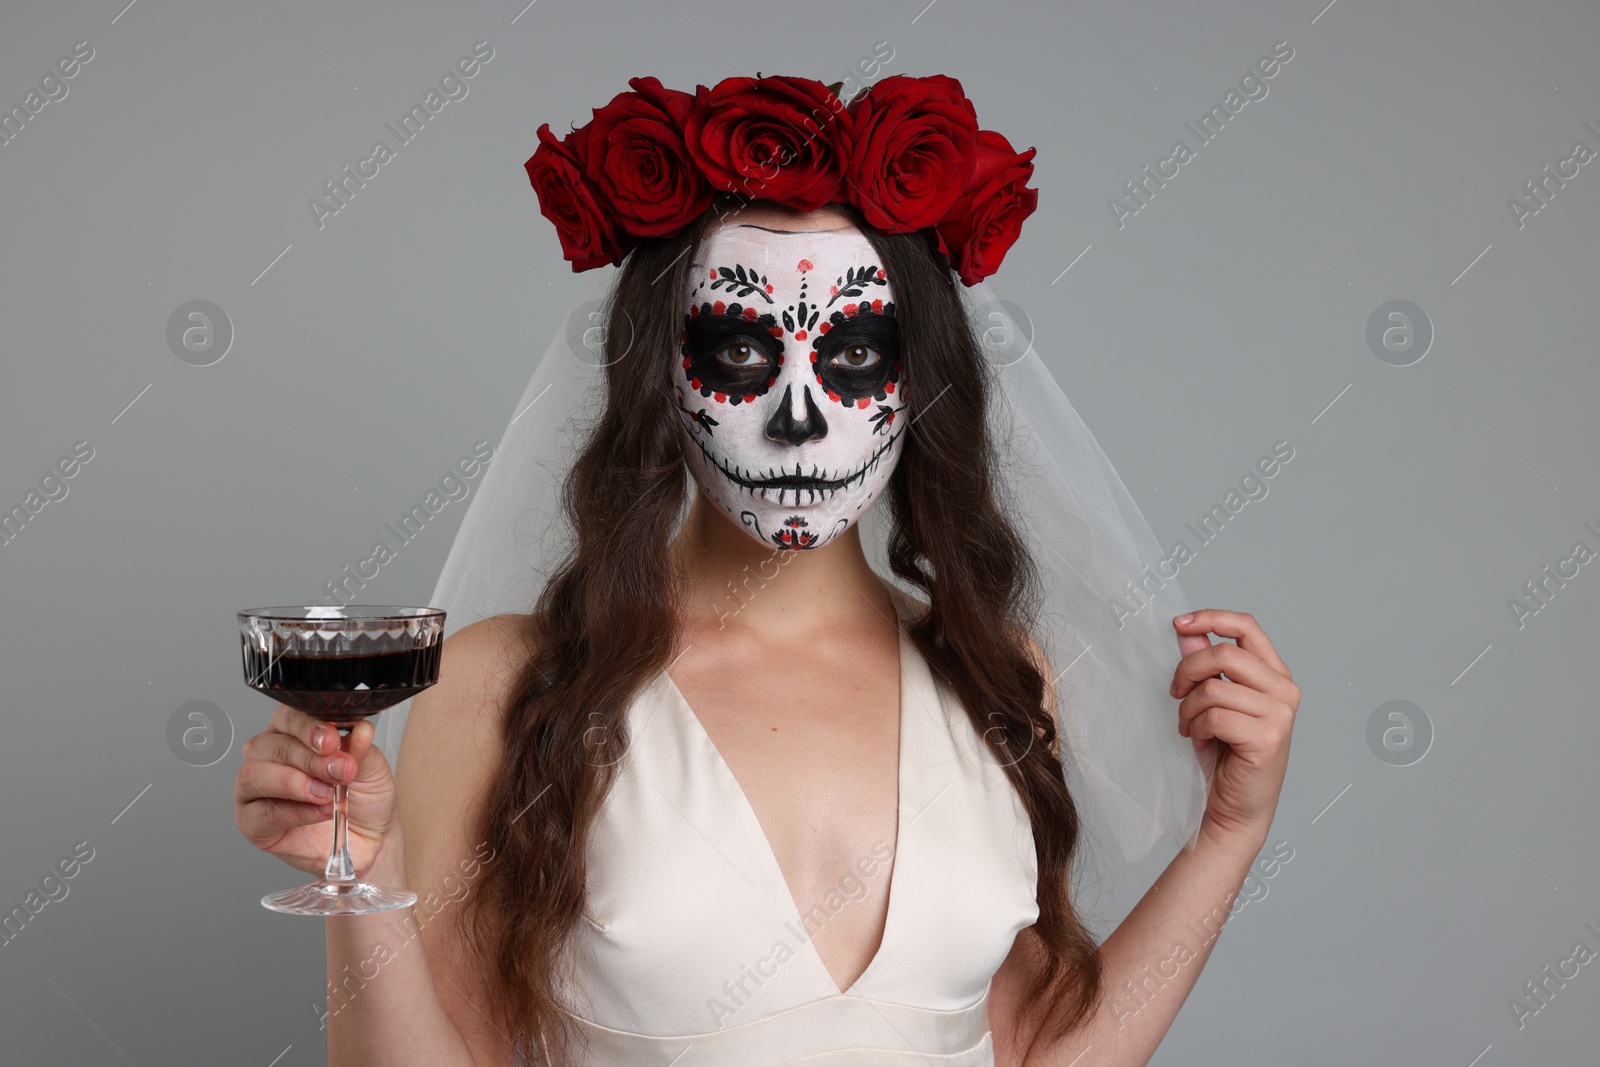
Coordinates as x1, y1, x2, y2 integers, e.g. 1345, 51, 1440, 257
674, 222, 907, 551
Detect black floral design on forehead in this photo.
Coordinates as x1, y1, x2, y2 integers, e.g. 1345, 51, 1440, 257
825, 264, 888, 308
706, 263, 775, 303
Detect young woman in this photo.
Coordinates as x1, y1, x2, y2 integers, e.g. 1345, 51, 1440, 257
233, 75, 1300, 1067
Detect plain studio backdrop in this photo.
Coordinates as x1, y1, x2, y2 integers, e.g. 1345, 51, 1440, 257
2, 0, 1597, 1062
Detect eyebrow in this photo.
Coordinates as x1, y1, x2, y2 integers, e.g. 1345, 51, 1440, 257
688, 222, 851, 268
733, 223, 850, 234
689, 222, 862, 270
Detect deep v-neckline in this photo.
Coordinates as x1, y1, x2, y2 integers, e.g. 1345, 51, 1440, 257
657, 588, 912, 997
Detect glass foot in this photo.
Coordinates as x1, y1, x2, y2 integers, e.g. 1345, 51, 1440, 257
261, 880, 417, 916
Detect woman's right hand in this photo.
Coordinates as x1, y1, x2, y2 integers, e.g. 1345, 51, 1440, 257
234, 706, 399, 877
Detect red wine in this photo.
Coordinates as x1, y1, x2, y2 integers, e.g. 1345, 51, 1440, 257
242, 645, 441, 721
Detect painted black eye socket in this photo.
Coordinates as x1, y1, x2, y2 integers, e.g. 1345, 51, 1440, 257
682, 304, 784, 402
811, 305, 901, 404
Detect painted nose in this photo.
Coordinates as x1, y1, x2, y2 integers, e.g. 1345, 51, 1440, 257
765, 383, 828, 446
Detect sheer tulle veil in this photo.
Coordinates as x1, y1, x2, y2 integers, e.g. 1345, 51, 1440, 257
377, 264, 1215, 863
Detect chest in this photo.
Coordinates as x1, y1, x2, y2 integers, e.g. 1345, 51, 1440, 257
664, 628, 904, 992
563, 620, 1040, 1039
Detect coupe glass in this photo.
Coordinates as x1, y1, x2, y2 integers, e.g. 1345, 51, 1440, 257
238, 605, 445, 915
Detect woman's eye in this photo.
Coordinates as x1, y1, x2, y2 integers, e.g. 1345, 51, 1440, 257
831, 344, 882, 369
713, 341, 766, 368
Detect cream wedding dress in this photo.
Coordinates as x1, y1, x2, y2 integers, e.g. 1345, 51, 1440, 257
525, 585, 1041, 1065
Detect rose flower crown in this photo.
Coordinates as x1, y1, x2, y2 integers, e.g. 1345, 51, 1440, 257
523, 73, 1039, 286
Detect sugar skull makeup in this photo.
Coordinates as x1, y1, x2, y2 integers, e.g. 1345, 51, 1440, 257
674, 222, 907, 551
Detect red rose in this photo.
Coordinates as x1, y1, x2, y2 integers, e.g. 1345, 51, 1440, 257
524, 122, 635, 271
581, 76, 713, 238
933, 129, 1039, 285
847, 74, 978, 233
684, 75, 855, 212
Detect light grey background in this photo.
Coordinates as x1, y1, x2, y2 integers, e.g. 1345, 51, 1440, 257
3, 0, 1596, 1063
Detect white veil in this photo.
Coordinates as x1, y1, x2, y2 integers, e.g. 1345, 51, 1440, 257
378, 263, 1214, 863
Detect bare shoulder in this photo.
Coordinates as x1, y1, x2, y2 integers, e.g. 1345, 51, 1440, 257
393, 612, 541, 1064
894, 587, 1059, 756
396, 612, 540, 799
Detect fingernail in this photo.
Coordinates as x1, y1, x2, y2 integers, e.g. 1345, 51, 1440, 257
326, 757, 346, 780
1175, 613, 1193, 625
313, 727, 328, 750
310, 780, 334, 800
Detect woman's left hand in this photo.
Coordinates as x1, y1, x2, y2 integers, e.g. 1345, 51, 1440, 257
1170, 609, 1300, 847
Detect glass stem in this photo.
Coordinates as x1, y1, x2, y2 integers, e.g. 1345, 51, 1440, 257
324, 724, 356, 884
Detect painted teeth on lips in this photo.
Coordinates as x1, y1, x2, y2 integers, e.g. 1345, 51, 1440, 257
710, 431, 901, 497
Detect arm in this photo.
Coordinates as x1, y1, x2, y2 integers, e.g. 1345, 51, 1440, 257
992, 610, 1299, 1067
325, 615, 536, 1067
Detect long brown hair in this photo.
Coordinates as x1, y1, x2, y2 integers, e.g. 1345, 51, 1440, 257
460, 192, 1104, 1063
